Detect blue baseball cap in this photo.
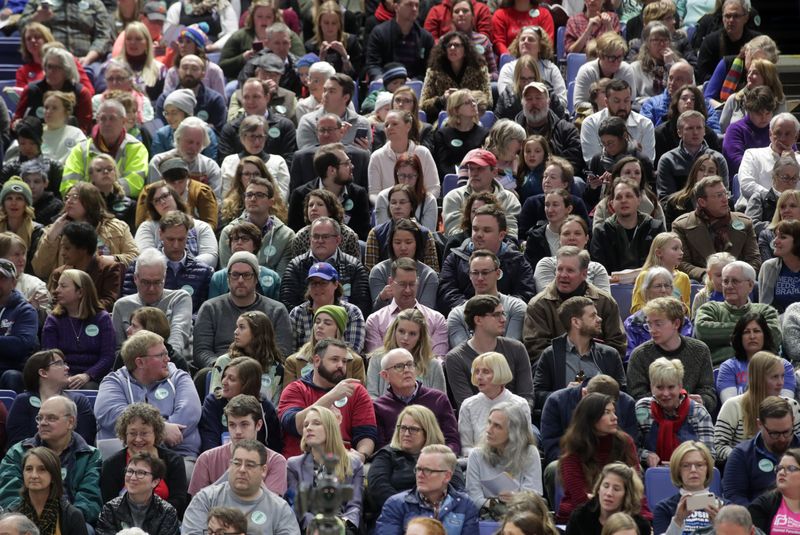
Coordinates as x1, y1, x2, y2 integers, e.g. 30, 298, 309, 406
307, 262, 339, 281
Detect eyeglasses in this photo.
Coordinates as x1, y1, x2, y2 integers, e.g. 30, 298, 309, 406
317, 126, 340, 135
777, 174, 799, 183
230, 235, 253, 243
338, 159, 353, 167
142, 351, 168, 360
63, 193, 80, 201
705, 190, 731, 200
723, 11, 745, 19
397, 423, 423, 434
775, 464, 800, 473
138, 278, 164, 288
393, 281, 416, 290
763, 426, 794, 440
415, 466, 449, 476
35, 414, 66, 424
153, 193, 172, 204
46, 360, 67, 368
649, 283, 673, 291
447, 41, 464, 49
244, 134, 266, 142
228, 271, 255, 280
680, 462, 707, 471
469, 269, 497, 278
230, 459, 265, 470
244, 191, 270, 200
311, 233, 337, 241
393, 97, 413, 105
126, 430, 154, 439
240, 171, 260, 178
124, 468, 152, 479
396, 173, 419, 181
722, 278, 746, 285
388, 362, 416, 372
106, 76, 128, 84
601, 54, 623, 63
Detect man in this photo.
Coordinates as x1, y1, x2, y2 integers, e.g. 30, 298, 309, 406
514, 82, 584, 175
218, 78, 297, 166
656, 110, 730, 199
723, 396, 799, 505
737, 113, 800, 209
447, 249, 527, 348
95, 330, 202, 460
287, 143, 370, 237
62, 99, 148, 198
296, 74, 372, 148
695, 261, 780, 365
194, 251, 293, 367
673, 176, 761, 281
0, 514, 40, 535
280, 217, 371, 316
240, 53, 298, 124
121, 212, 212, 313
111, 248, 193, 359
534, 296, 626, 413
288, 113, 370, 191
148, 117, 223, 200
365, 258, 447, 354
523, 246, 626, 363
260, 23, 302, 95
439, 205, 535, 315
442, 149, 521, 238
373, 348, 459, 451
714, 506, 758, 535
627, 296, 717, 409
365, 0, 434, 81
640, 60, 722, 130
445, 294, 533, 409
696, 0, 760, 83
375, 444, 479, 535
48, 221, 123, 311
0, 396, 102, 523
0, 259, 38, 391
155, 54, 226, 133
580, 79, 656, 164
20, 159, 62, 225
189, 394, 288, 497
277, 338, 377, 458
182, 440, 300, 535
206, 508, 248, 535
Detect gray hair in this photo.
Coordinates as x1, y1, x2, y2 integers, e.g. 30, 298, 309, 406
135, 247, 168, 276
115, 529, 149, 535
311, 216, 341, 236
318, 113, 343, 128
642, 266, 674, 299
722, 0, 750, 14
770, 112, 800, 133
265, 22, 291, 39
42, 47, 78, 85
239, 115, 268, 136
381, 348, 413, 370
104, 59, 135, 81
46, 395, 77, 418
556, 245, 590, 271
309, 61, 336, 77
723, 260, 756, 283
174, 117, 211, 150
97, 98, 126, 118
715, 504, 754, 530
773, 154, 800, 177
477, 402, 536, 477
20, 159, 48, 177
0, 514, 40, 535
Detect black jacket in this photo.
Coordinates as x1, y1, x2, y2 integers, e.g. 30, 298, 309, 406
96, 493, 180, 535
1, 156, 63, 197
32, 192, 63, 225
748, 489, 782, 535
518, 193, 591, 241
217, 112, 298, 167
524, 223, 555, 270
590, 213, 665, 272
655, 119, 721, 163
287, 180, 371, 240
515, 109, 584, 176
364, 19, 435, 81
12, 497, 88, 535
495, 85, 566, 122
430, 123, 489, 182
288, 144, 371, 192
566, 497, 651, 535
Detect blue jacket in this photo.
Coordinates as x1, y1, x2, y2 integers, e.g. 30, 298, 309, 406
0, 289, 38, 371
624, 310, 693, 362
540, 384, 638, 464
376, 486, 479, 535
640, 89, 722, 133
723, 432, 799, 505
6, 390, 96, 448
150, 124, 219, 161
154, 84, 227, 133
121, 252, 213, 314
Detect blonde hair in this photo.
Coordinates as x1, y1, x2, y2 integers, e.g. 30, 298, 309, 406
299, 406, 352, 480
769, 190, 800, 229
389, 405, 445, 449
52, 269, 104, 318
703, 252, 736, 292
642, 232, 682, 270
445, 89, 480, 128
121, 21, 161, 88
742, 351, 785, 437
669, 441, 714, 488
592, 462, 644, 517
595, 32, 628, 56
601, 512, 640, 535
470, 352, 513, 386
648, 357, 684, 387
381, 309, 434, 378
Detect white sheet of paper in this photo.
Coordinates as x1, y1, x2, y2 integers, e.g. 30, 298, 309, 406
481, 472, 519, 496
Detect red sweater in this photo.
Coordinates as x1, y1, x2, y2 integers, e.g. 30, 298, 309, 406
424, 0, 493, 41
491, 6, 554, 55
15, 58, 95, 96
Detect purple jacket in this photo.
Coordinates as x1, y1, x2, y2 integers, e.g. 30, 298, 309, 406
624, 310, 693, 361
41, 311, 115, 381
722, 115, 770, 175
373, 381, 461, 454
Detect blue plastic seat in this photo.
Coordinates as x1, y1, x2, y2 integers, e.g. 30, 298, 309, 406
566, 53, 586, 86
611, 283, 634, 320
443, 174, 460, 196
498, 53, 514, 71
557, 26, 566, 64
480, 110, 497, 129
644, 466, 723, 508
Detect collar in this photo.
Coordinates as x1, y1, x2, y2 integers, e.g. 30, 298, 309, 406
565, 335, 594, 357
388, 381, 420, 403
311, 248, 339, 263
389, 299, 419, 314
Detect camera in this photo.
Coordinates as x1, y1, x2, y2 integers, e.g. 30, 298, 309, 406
296, 453, 353, 535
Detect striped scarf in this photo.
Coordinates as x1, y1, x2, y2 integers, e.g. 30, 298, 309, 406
720, 56, 744, 101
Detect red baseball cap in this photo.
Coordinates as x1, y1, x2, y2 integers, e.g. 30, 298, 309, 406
460, 148, 497, 168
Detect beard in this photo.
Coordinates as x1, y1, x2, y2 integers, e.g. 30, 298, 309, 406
524, 107, 549, 125
318, 363, 345, 384
180, 76, 201, 90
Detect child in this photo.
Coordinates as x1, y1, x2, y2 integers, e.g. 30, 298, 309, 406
691, 252, 735, 319
516, 134, 550, 203
630, 231, 692, 313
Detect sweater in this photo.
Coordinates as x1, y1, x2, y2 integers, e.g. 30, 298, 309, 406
366, 350, 446, 399
458, 388, 532, 457
722, 115, 771, 176
465, 446, 542, 508
41, 311, 115, 382
630, 268, 692, 313
624, 311, 694, 362
714, 395, 800, 462
0, 289, 39, 372
369, 259, 439, 311
694, 301, 781, 365
189, 443, 287, 497
635, 396, 716, 462
446, 293, 527, 349
716, 357, 795, 403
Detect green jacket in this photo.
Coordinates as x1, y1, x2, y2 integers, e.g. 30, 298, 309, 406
61, 134, 149, 199
0, 433, 103, 523
694, 300, 781, 365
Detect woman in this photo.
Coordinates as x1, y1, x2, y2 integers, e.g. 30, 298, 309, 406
96, 453, 181, 535
304, 1, 361, 78
459, 353, 532, 457
533, 215, 611, 293
164, 0, 238, 53
134, 182, 218, 267
121, 307, 191, 372
87, 154, 135, 230
92, 60, 155, 125
0, 232, 50, 311
420, 31, 491, 120
32, 183, 138, 279
286, 189, 361, 260
631, 232, 691, 313
369, 219, 440, 310
287, 406, 363, 532
759, 219, 800, 313
372, 86, 435, 149
13, 447, 88, 535
524, 189, 573, 268
723, 85, 778, 175
113, 21, 166, 102
284, 305, 366, 384
368, 405, 464, 514
219, 155, 288, 228
364, 190, 439, 272
41, 91, 87, 164
715, 351, 800, 461
590, 155, 662, 231
557, 392, 641, 522
746, 154, 800, 234
6, 349, 96, 447
163, 24, 226, 96
664, 154, 720, 229
220, 116, 290, 201
495, 55, 566, 122
691, 252, 734, 317
100, 403, 188, 518
41, 269, 114, 389
200, 357, 282, 452
749, 448, 800, 534
655, 85, 723, 162
431, 90, 489, 184
634, 357, 716, 467
112, 0, 142, 37
2, 117, 64, 196
368, 111, 440, 204
573, 32, 636, 109
601, 513, 641, 535
515, 135, 551, 204
375, 153, 439, 232
630, 22, 680, 104
484, 119, 527, 192
501, 511, 558, 535
15, 25, 93, 96
448, 0, 497, 80
466, 402, 542, 513
720, 60, 785, 133
367, 309, 446, 398
150, 89, 218, 160
13, 47, 93, 133
0, 179, 43, 272
625, 268, 693, 362
565, 463, 651, 535
760, 190, 800, 262
704, 34, 780, 104
497, 26, 565, 108
717, 313, 787, 403
627, 0, 694, 63
491, 0, 554, 56
653, 442, 719, 535
565, 0, 620, 54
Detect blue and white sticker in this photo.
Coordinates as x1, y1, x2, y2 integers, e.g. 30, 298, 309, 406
261, 274, 274, 287
758, 458, 774, 472
29, 396, 41, 408
450, 139, 463, 148
343, 199, 354, 211
732, 220, 745, 231
181, 284, 194, 296
197, 110, 209, 121
275, 105, 286, 115
154, 387, 169, 400
342, 282, 351, 296
268, 126, 280, 138
333, 396, 348, 408
475, 44, 484, 54
35, 107, 44, 119
251, 511, 267, 525
529, 8, 539, 16
78, 0, 88, 9
85, 324, 99, 337
264, 245, 277, 257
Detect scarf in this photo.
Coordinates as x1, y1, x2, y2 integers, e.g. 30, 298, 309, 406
695, 204, 732, 252
651, 389, 690, 461
18, 494, 60, 535
720, 56, 745, 101
92, 125, 126, 157
375, 2, 394, 23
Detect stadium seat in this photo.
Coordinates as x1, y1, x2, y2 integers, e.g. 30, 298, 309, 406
566, 54, 586, 87
0, 389, 15, 411
731, 173, 740, 202
66, 389, 98, 408
557, 26, 566, 64
407, 80, 423, 99
644, 466, 723, 508
480, 521, 500, 535
499, 53, 514, 71
443, 174, 460, 196
479, 110, 497, 129
611, 284, 634, 321
0, 79, 15, 116
438, 110, 447, 129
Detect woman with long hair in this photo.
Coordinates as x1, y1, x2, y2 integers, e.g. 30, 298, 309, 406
15, 26, 93, 98
515, 135, 551, 203
750, 447, 800, 534
286, 189, 361, 260
220, 155, 288, 226
630, 22, 680, 103
590, 156, 661, 232
304, 1, 361, 78
0, 231, 50, 311
375, 153, 439, 232
631, 232, 691, 313
371, 86, 435, 149
720, 60, 785, 133
573, 32, 636, 109
92, 60, 154, 125
760, 189, 800, 262
113, 22, 167, 102
484, 119, 527, 192
0, 179, 43, 273
446, 0, 497, 80
87, 154, 136, 230
497, 26, 564, 108
664, 153, 720, 229
746, 154, 800, 233
759, 219, 800, 313
431, 90, 489, 184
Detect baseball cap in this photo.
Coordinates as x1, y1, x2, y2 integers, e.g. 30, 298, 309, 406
522, 81, 549, 97
307, 262, 339, 281
461, 148, 497, 168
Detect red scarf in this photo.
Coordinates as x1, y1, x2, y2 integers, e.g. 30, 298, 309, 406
651, 389, 690, 461
92, 125, 126, 157
375, 2, 394, 22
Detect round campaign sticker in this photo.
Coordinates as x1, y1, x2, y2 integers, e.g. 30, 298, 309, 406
758, 459, 774, 472
268, 127, 280, 138
450, 139, 463, 148
78, 0, 88, 9
334, 396, 348, 408
184, 2, 193, 13
261, 275, 274, 287
181, 284, 194, 296
28, 71, 35, 79
275, 105, 287, 115
264, 245, 277, 257
221, 414, 227, 426
197, 110, 209, 121
154, 387, 169, 400
35, 107, 44, 119
475, 44, 484, 54
342, 282, 351, 296
529, 8, 539, 16
251, 511, 267, 525
85, 324, 99, 337
343, 199, 354, 211
113, 202, 126, 212
65, 138, 75, 148
732, 220, 745, 231
29, 396, 41, 408
61, 468, 67, 479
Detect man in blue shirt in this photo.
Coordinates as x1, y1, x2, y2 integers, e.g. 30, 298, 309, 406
640, 60, 721, 132
0, 258, 38, 391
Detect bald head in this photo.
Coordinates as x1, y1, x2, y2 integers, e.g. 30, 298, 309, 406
667, 61, 695, 95
381, 348, 414, 370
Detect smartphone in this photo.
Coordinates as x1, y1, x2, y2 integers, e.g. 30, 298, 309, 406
252, 41, 264, 52
686, 493, 717, 511
354, 127, 369, 141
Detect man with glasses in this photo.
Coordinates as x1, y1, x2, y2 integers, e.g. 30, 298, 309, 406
96, 330, 202, 465
640, 60, 722, 131
376, 444, 478, 535
195, 251, 293, 367
445, 294, 533, 409
183, 440, 299, 535
296, 74, 372, 148
111, 248, 193, 361
373, 348, 459, 451
0, 395, 103, 523
673, 176, 761, 281
211, 221, 281, 299
696, 0, 760, 83
695, 261, 780, 365
154, 54, 226, 134
723, 396, 800, 505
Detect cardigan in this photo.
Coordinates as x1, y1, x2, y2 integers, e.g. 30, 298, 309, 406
465, 446, 543, 508
41, 311, 115, 382
366, 351, 446, 399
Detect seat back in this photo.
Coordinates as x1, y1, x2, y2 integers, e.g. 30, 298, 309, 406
566, 53, 586, 86
443, 174, 460, 196
611, 283, 634, 320
645, 466, 723, 507
480, 110, 497, 129
557, 26, 566, 64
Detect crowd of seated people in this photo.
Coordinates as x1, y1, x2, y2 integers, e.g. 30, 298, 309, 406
0, 0, 799, 533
